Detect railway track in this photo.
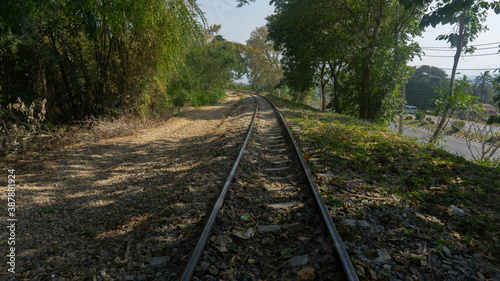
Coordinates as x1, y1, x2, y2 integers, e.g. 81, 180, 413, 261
181, 94, 358, 281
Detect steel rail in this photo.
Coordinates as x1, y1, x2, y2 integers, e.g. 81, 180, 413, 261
260, 95, 360, 281
180, 95, 259, 281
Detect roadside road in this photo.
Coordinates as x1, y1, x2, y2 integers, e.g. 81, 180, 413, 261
389, 124, 500, 160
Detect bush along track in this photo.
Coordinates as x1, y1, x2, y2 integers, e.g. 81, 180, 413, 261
266, 94, 500, 281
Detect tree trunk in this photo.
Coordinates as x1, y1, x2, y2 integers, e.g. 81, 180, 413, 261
431, 14, 465, 141
319, 63, 327, 111
333, 76, 341, 113
359, 63, 371, 120
329, 61, 342, 114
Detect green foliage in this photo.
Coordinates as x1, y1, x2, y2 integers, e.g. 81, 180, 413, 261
42, 206, 55, 213
433, 78, 478, 118
415, 111, 426, 120
83, 227, 99, 237
227, 243, 238, 252
167, 38, 244, 110
245, 26, 283, 93
473, 71, 497, 103
420, 0, 491, 140
189, 89, 227, 108
487, 115, 500, 125
326, 197, 343, 210
267, 0, 317, 98
451, 120, 465, 132
0, 0, 243, 126
0, 1, 249, 156
474, 157, 500, 170
420, 116, 435, 126
280, 248, 295, 259
228, 82, 252, 92
236, 0, 256, 7
268, 0, 423, 121
173, 91, 189, 109
406, 65, 448, 110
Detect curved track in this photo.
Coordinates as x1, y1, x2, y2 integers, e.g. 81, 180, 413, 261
181, 94, 358, 281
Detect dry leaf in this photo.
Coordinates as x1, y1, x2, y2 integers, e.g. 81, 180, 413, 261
231, 226, 256, 239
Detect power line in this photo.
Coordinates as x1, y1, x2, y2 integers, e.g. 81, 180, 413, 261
420, 41, 500, 49
422, 53, 500, 57
410, 65, 499, 71
468, 42, 500, 47
422, 46, 500, 51
440, 68, 499, 71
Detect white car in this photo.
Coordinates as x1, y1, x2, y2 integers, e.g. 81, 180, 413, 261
405, 105, 418, 114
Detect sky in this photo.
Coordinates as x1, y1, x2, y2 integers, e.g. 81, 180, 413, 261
199, 1, 500, 80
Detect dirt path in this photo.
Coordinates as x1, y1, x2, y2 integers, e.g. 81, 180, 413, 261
1, 92, 256, 280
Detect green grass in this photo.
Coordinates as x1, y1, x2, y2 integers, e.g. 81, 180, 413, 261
264, 93, 500, 261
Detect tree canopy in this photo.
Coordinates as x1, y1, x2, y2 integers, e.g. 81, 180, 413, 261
0, 0, 245, 126
245, 26, 283, 93
406, 66, 448, 110
267, 0, 422, 121
416, 0, 499, 139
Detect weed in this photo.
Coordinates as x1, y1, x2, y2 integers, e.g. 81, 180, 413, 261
83, 227, 99, 237
401, 227, 413, 235
435, 239, 455, 249
42, 206, 54, 213
227, 243, 238, 252
326, 197, 343, 209
281, 248, 295, 258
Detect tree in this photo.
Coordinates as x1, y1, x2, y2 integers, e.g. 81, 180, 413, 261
419, 0, 492, 141
406, 65, 448, 110
473, 71, 495, 103
268, 0, 422, 119
187, 39, 246, 92
236, 0, 256, 7
494, 73, 500, 110
453, 81, 500, 163
168, 30, 246, 110
0, 0, 205, 122
245, 26, 283, 93
266, 2, 316, 103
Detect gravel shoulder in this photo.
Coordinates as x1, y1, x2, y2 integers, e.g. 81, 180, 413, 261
0, 92, 256, 280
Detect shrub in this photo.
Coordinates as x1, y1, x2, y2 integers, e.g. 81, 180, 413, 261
425, 116, 435, 124
1, 98, 47, 156
451, 120, 466, 132
487, 131, 500, 143
415, 111, 426, 120
405, 115, 414, 120
487, 115, 500, 125
189, 89, 226, 107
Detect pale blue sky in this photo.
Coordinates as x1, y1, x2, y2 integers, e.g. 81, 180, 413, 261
199, 1, 500, 79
